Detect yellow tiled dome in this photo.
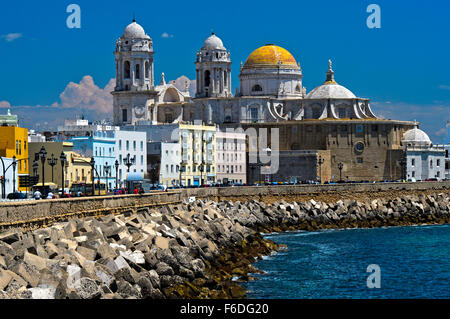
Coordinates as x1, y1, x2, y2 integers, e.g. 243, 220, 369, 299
243, 44, 299, 69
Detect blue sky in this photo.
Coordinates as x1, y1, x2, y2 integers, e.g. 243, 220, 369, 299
0, 0, 449, 142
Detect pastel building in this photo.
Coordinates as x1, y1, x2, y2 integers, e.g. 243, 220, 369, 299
71, 131, 116, 190
148, 142, 181, 186
115, 130, 147, 187
215, 130, 247, 184
179, 123, 216, 186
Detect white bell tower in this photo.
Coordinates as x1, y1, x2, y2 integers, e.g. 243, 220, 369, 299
195, 32, 232, 98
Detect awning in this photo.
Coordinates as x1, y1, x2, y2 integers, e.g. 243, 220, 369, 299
126, 172, 144, 181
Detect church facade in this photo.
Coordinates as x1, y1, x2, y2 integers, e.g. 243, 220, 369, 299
112, 20, 417, 182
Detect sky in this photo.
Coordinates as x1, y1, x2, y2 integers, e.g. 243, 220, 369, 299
0, 0, 449, 142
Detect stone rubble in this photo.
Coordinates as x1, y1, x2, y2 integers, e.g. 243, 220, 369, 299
0, 192, 448, 299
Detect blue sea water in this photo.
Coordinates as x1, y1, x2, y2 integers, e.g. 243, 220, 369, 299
244, 224, 450, 298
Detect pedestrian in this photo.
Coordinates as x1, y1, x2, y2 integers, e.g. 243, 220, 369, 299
33, 189, 42, 200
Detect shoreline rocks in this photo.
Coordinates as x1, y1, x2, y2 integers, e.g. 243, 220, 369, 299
0, 192, 449, 299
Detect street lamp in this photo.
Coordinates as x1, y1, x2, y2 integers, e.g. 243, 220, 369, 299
47, 154, 58, 183
123, 153, 135, 194
11, 155, 17, 193
199, 163, 204, 187
337, 162, 344, 182
90, 157, 96, 196
317, 155, 324, 184
123, 153, 135, 172
114, 159, 119, 191
39, 146, 47, 188
60, 152, 67, 196
104, 162, 111, 193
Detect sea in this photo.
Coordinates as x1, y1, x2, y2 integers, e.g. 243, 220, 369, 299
243, 224, 450, 298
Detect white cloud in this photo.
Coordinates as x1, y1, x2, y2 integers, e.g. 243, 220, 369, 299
1, 75, 115, 130
58, 75, 115, 113
439, 85, 450, 91
1, 33, 23, 42
371, 100, 450, 143
0, 101, 11, 108
169, 75, 196, 96
161, 32, 173, 38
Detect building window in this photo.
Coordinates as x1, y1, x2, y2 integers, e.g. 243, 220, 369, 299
430, 160, 433, 168
145, 61, 149, 78
126, 140, 129, 151
338, 108, 346, 118
135, 64, 140, 79
140, 141, 143, 151
356, 157, 363, 163
204, 70, 211, 87
437, 159, 440, 167
124, 61, 131, 79
412, 171, 415, 178
133, 141, 136, 151
119, 140, 122, 151
140, 155, 143, 165
250, 107, 258, 122
251, 84, 263, 92
411, 158, 415, 167
122, 109, 127, 122
437, 171, 440, 177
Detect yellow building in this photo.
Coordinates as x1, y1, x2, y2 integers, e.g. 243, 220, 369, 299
0, 126, 29, 190
65, 151, 92, 188
179, 123, 216, 186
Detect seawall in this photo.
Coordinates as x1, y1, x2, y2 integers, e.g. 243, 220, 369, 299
0, 190, 449, 299
1, 181, 449, 230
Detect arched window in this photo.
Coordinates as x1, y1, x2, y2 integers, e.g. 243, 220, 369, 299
145, 61, 149, 78
204, 70, 211, 87
124, 61, 131, 79
224, 70, 227, 86
252, 84, 263, 92
135, 64, 140, 79
295, 85, 301, 93
250, 107, 258, 122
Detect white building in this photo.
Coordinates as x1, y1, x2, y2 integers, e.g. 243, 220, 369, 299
147, 142, 180, 186
215, 130, 247, 184
402, 128, 446, 181
0, 157, 19, 197
115, 130, 147, 187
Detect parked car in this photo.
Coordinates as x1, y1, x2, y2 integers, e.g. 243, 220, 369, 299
7, 192, 27, 200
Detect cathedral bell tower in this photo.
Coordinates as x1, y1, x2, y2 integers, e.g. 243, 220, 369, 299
114, 19, 154, 91
195, 32, 232, 98
112, 20, 156, 125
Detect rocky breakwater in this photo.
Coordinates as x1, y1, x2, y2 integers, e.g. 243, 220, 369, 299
0, 192, 449, 299
0, 200, 278, 299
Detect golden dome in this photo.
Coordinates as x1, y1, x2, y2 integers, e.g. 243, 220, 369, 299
243, 44, 299, 69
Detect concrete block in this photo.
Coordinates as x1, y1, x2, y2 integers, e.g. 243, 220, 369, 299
28, 285, 57, 299
154, 236, 170, 250
76, 246, 97, 261
23, 251, 47, 271
0, 269, 12, 290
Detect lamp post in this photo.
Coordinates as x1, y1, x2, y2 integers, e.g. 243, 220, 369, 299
123, 153, 135, 172
199, 163, 204, 187
104, 162, 111, 193
47, 154, 58, 183
39, 146, 47, 189
114, 159, 119, 192
337, 162, 344, 182
317, 155, 324, 184
11, 155, 17, 193
59, 152, 66, 196
123, 153, 135, 194
90, 157, 96, 196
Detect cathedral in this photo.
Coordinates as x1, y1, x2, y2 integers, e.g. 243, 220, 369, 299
112, 20, 418, 182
